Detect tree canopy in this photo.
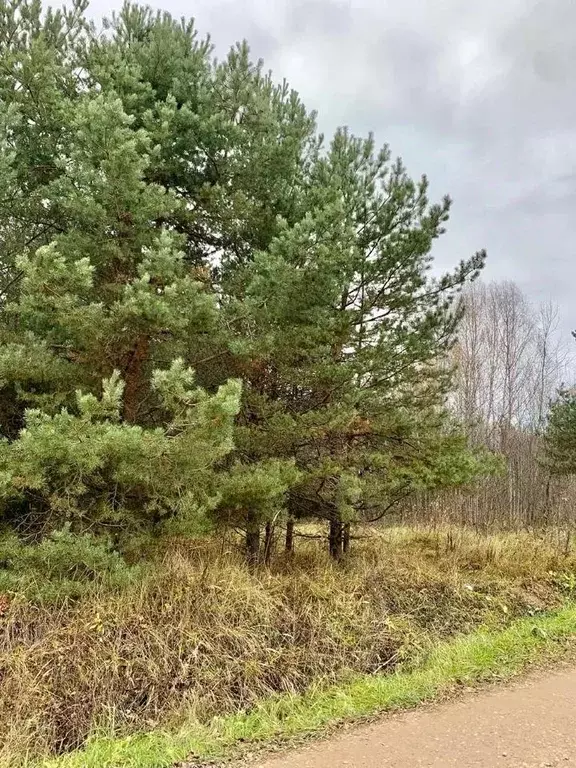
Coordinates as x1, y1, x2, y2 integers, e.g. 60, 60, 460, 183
0, 0, 491, 559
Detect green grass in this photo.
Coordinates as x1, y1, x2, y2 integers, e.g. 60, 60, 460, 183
38, 602, 576, 768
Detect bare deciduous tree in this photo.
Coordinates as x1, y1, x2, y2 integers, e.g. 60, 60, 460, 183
452, 281, 571, 437
409, 281, 576, 532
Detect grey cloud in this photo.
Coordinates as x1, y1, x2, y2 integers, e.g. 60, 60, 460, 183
284, 0, 352, 37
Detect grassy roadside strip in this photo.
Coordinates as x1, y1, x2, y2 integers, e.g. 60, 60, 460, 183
39, 603, 576, 768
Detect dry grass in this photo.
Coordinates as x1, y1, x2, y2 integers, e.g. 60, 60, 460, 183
1, 526, 575, 766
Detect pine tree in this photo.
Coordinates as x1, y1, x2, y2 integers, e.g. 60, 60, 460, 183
87, 7, 491, 558
78, 4, 323, 557
544, 389, 576, 477
0, 0, 89, 299
0, 1, 241, 539
221, 130, 489, 557
0, 0, 492, 557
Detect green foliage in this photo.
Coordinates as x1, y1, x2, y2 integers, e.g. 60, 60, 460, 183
0, 0, 491, 558
217, 129, 489, 542
0, 1, 242, 539
0, 526, 139, 601
544, 390, 576, 476
0, 365, 240, 535
217, 459, 301, 528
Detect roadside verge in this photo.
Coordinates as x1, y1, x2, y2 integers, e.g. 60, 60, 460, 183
40, 603, 576, 768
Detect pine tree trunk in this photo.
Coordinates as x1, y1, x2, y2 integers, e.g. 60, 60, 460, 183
342, 522, 351, 555
285, 518, 294, 554
264, 520, 274, 566
329, 519, 343, 560
245, 512, 260, 567
123, 335, 149, 423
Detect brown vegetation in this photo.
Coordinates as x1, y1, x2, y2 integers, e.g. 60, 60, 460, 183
1, 526, 574, 765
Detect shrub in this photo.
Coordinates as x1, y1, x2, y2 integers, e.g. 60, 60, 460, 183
0, 527, 140, 602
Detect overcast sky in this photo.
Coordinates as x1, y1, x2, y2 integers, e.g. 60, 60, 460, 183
90, 0, 576, 338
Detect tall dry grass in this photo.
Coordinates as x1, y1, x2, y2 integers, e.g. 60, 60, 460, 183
1, 527, 574, 766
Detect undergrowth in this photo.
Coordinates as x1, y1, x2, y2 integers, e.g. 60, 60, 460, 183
0, 528, 140, 602
1, 526, 575, 766
40, 603, 576, 768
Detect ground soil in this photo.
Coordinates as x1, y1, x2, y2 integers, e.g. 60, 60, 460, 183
252, 667, 576, 767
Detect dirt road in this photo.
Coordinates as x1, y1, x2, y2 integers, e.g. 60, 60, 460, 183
254, 668, 576, 767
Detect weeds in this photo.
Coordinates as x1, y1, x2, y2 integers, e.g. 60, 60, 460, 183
40, 604, 576, 768
1, 526, 575, 766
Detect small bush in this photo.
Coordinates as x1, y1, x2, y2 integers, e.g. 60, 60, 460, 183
0, 527, 140, 603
